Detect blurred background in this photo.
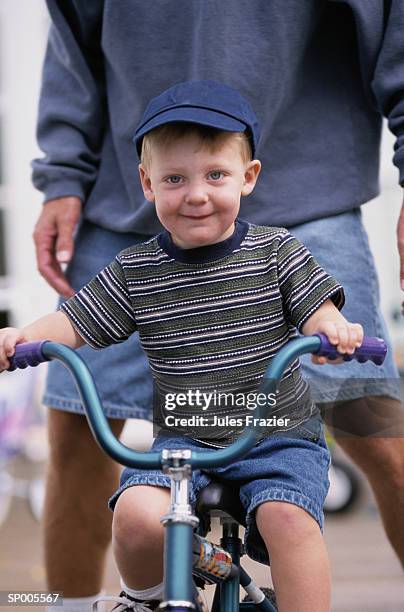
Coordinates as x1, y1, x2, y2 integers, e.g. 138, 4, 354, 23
0, 1, 403, 610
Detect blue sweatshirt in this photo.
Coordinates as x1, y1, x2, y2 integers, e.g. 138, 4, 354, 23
32, 0, 404, 235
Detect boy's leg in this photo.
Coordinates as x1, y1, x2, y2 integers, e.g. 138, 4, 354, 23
44, 409, 125, 595
256, 501, 331, 612
113, 485, 170, 589
109, 435, 208, 603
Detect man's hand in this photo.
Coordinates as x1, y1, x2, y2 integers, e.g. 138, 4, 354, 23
0, 327, 27, 372
398, 198, 404, 315
311, 320, 364, 365
33, 196, 82, 298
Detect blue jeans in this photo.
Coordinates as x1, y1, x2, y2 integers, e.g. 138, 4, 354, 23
109, 417, 330, 566
292, 209, 400, 403
43, 210, 400, 419
44, 220, 154, 419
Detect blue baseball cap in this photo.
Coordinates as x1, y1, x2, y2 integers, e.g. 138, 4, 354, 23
133, 80, 260, 158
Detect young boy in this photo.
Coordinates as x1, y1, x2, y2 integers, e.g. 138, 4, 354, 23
0, 81, 363, 612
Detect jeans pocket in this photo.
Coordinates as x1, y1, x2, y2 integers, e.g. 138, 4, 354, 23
294, 416, 323, 443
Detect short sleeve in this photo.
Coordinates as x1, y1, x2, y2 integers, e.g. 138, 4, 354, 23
60, 255, 137, 348
277, 232, 345, 331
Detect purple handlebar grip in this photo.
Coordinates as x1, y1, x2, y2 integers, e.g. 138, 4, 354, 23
7, 341, 50, 371
313, 333, 387, 365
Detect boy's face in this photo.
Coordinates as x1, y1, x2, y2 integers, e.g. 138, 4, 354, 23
139, 132, 261, 248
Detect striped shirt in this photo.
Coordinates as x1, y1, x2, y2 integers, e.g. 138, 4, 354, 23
62, 220, 344, 443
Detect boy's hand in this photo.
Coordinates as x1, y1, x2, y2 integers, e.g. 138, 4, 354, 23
0, 328, 27, 372
311, 321, 364, 365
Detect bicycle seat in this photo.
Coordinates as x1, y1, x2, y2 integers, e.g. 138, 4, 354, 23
196, 480, 246, 526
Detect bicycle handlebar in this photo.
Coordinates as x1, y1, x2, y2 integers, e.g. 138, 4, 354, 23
7, 335, 387, 469
312, 333, 387, 365
7, 341, 51, 371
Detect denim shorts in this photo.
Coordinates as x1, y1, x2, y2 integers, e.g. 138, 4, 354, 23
292, 209, 400, 404
43, 210, 400, 419
43, 220, 154, 419
109, 417, 330, 565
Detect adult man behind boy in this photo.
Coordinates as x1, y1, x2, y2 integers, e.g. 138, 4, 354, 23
31, 1, 404, 610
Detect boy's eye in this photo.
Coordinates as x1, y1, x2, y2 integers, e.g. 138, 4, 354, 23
166, 175, 182, 184
208, 171, 224, 181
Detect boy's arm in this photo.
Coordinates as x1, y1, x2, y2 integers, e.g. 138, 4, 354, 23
0, 311, 85, 372
301, 298, 364, 365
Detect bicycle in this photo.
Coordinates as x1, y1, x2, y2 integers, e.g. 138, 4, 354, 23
8, 333, 387, 612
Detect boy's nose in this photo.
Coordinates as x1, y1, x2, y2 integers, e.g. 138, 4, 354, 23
184, 182, 209, 205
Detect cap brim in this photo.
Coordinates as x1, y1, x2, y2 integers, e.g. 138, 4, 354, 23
133, 106, 247, 156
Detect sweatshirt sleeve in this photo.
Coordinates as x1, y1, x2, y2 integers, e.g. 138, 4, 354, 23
60, 255, 137, 349
370, 1, 404, 185
31, 0, 106, 203
277, 232, 345, 332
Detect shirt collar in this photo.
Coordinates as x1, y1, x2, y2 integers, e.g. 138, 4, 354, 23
157, 218, 249, 263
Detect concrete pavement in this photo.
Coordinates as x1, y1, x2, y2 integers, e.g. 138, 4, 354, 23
1, 458, 403, 611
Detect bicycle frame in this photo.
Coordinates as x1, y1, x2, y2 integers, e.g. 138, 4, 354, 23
9, 334, 386, 611
39, 336, 321, 612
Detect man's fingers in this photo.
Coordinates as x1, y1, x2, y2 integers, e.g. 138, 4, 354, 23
397, 199, 404, 290
39, 259, 75, 297
33, 197, 81, 296
55, 204, 81, 264
34, 229, 55, 273
34, 231, 74, 296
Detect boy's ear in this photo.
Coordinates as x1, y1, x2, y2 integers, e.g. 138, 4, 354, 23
138, 163, 155, 202
241, 159, 261, 197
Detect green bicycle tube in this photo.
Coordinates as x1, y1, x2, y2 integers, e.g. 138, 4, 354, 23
190, 335, 322, 469
41, 342, 162, 468
41, 336, 321, 471
220, 575, 239, 612
220, 523, 241, 612
164, 522, 194, 605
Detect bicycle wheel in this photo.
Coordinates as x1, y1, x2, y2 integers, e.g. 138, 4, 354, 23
324, 459, 360, 514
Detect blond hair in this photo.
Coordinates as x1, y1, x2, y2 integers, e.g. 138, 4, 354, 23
140, 122, 252, 169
